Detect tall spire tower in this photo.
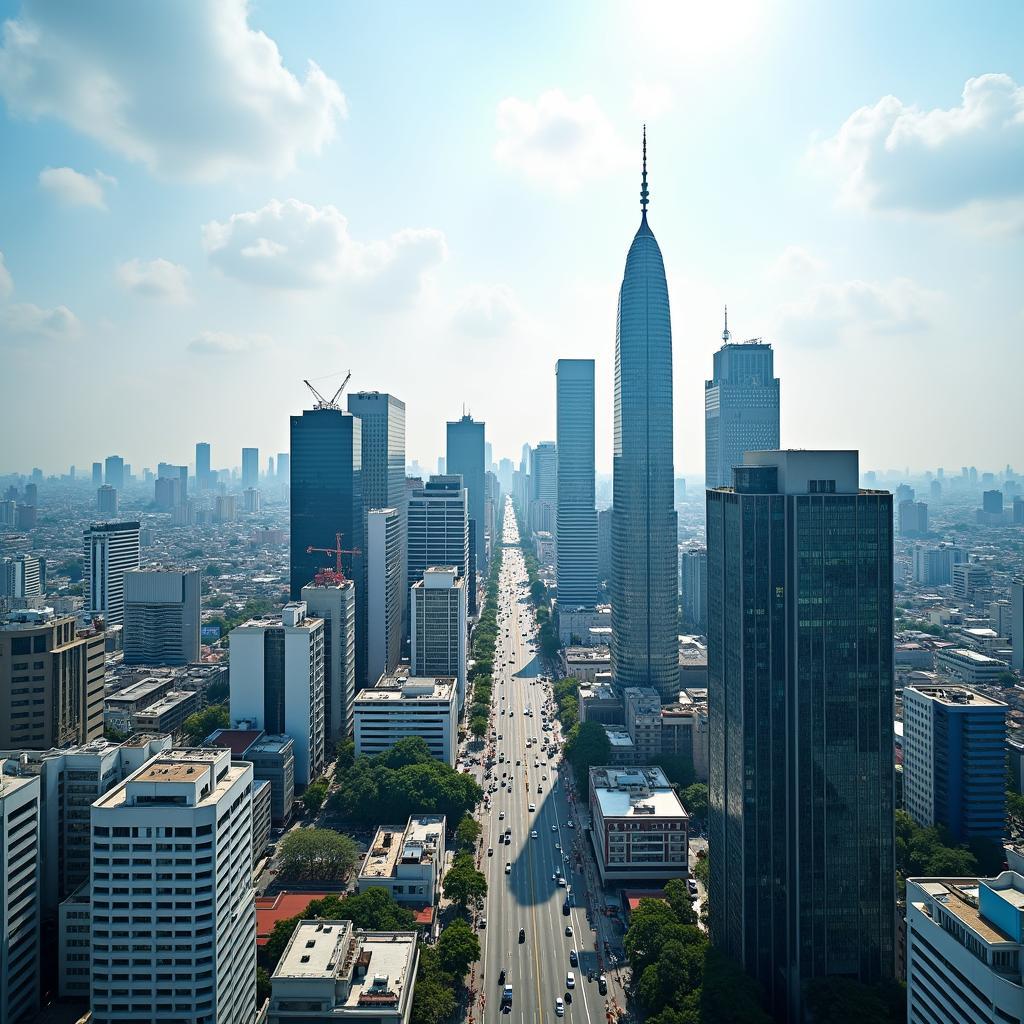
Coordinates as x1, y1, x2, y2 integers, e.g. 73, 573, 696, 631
610, 129, 678, 702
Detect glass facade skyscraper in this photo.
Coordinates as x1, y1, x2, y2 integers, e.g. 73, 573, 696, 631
706, 450, 894, 1021
704, 323, 780, 489
556, 359, 597, 607
289, 408, 363, 682
447, 414, 486, 575
611, 134, 678, 702
242, 446, 259, 490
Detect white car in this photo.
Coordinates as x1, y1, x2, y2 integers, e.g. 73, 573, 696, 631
551, 824, 558, 832
555, 997, 565, 1017
531, 830, 538, 838
499, 811, 505, 820
528, 803, 536, 812
505, 863, 511, 874
566, 971, 576, 988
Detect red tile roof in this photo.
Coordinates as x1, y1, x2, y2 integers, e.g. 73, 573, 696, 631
255, 891, 332, 945
207, 728, 264, 756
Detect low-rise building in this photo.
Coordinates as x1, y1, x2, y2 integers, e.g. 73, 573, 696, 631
578, 682, 623, 725
354, 675, 457, 767
357, 815, 446, 907
103, 675, 175, 733
588, 765, 689, 885
268, 920, 418, 1024
935, 647, 1009, 685
564, 646, 611, 683
130, 688, 200, 736
907, 871, 1024, 1023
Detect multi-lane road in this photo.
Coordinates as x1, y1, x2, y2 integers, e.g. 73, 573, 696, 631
470, 501, 615, 1024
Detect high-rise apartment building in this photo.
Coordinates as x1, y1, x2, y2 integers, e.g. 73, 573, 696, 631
123, 568, 201, 665
214, 494, 236, 523
301, 577, 356, 742
243, 487, 261, 514
898, 499, 929, 535
84, 520, 141, 625
411, 567, 468, 710
555, 359, 598, 609
96, 484, 118, 517
89, 748, 257, 1024
103, 455, 124, 491
903, 683, 1007, 841
242, 447, 259, 490
289, 406, 363, 683
366, 508, 402, 685
408, 475, 471, 616
707, 450, 894, 1020
229, 602, 325, 785
704, 317, 780, 489
912, 543, 966, 585
446, 414, 486, 574
611, 133, 678, 702
0, 608, 105, 747
0, 773, 40, 1024
679, 547, 707, 631
0, 553, 42, 599
196, 442, 211, 489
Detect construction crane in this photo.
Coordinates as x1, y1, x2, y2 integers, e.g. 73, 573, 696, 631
306, 532, 361, 586
303, 370, 352, 410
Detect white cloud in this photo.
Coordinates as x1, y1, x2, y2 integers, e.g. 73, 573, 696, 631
813, 73, 1024, 217
0, 252, 12, 299
453, 284, 522, 337
770, 245, 826, 280
38, 166, 114, 208
202, 198, 447, 304
116, 258, 190, 302
0, 1, 346, 182
494, 90, 626, 191
631, 79, 674, 120
187, 330, 268, 356
775, 276, 939, 347
0, 301, 80, 343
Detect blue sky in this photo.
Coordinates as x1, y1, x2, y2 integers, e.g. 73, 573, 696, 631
0, 0, 1021, 478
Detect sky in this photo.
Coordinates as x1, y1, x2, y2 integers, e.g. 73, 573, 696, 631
0, 0, 1022, 479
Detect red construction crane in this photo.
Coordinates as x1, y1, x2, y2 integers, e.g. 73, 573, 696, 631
306, 532, 361, 586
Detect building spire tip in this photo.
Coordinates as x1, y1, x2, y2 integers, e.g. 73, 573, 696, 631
723, 305, 731, 342
641, 125, 649, 214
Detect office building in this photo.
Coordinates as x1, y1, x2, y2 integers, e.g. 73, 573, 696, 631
208, 728, 296, 828
899, 499, 929, 535
154, 475, 183, 509
268, 920, 418, 1024
131, 688, 200, 735
196, 442, 211, 489
276, 452, 290, 484
907, 871, 1024, 1023
407, 475, 471, 616
91, 462, 103, 487
597, 507, 612, 584
242, 446, 259, 490
302, 577, 357, 742
912, 543, 965, 586
704, 316, 780, 489
123, 567, 201, 665
983, 489, 1004, 514
935, 647, 1009, 685
84, 520, 141, 625
104, 455, 124, 490
411, 567, 468, 710
529, 440, 557, 536
611, 132, 678, 701
446, 414, 486, 574
0, 499, 15, 527
0, 608, 105, 747
1012, 579, 1024, 673
679, 547, 707, 631
555, 359, 598, 608
0, 553, 42, 599
954, 561, 992, 601
89, 748, 257, 1024
214, 494, 236, 523
349, 391, 407, 648
289, 406, 363, 683
243, 487, 261, 514
903, 683, 1007, 842
707, 450, 894, 1019
96, 484, 118, 516
354, 675, 457, 767
357, 814, 447, 907
588, 765, 689, 884
367, 508, 403, 685
0, 773, 40, 1024
230, 602, 325, 785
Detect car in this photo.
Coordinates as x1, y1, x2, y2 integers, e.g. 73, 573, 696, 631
537, 786, 543, 794
566, 971, 576, 988
498, 810, 505, 820
555, 997, 565, 1016
488, 847, 493, 856
558, 876, 567, 887
563, 900, 571, 916
552, 824, 558, 832
505, 862, 512, 874
565, 925, 574, 937
519, 927, 526, 943
552, 872, 557, 881
478, 917, 487, 928
542, 774, 548, 781
567, 820, 575, 829
555, 843, 561, 851
505, 835, 512, 845
516, 759, 521, 766
531, 829, 538, 838
569, 949, 578, 966
528, 803, 536, 812
598, 975, 608, 994
498, 968, 506, 985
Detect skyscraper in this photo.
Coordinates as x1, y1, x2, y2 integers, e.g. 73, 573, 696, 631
348, 392, 407, 653
242, 446, 259, 490
123, 567, 201, 665
289, 405, 363, 679
96, 484, 118, 516
196, 441, 211, 489
556, 359, 597, 607
366, 507, 402, 684
104, 454, 124, 490
84, 520, 141, 625
447, 414, 486, 575
302, 576, 356, 741
704, 314, 780, 489
407, 475, 471, 616
91, 462, 102, 487
707, 450, 894, 1020
611, 130, 678, 702
529, 440, 557, 535
412, 566, 468, 710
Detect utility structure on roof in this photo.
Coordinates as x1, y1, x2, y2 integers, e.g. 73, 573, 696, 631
306, 532, 361, 587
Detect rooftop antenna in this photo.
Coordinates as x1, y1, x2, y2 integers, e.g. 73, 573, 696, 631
303, 370, 352, 410
641, 124, 649, 215
722, 305, 731, 343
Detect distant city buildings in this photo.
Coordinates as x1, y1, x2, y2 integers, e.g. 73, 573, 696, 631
242, 446, 259, 490
123, 567, 201, 665
679, 547, 707, 632
0, 553, 42, 599
96, 484, 118, 516
84, 520, 141, 625
898, 499, 929, 536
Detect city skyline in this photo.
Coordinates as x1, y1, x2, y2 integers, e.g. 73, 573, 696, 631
0, 2, 1022, 474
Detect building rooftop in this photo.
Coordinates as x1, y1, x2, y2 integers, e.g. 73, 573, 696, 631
939, 648, 1006, 666
134, 761, 205, 783
207, 727, 264, 756
360, 815, 445, 879
256, 892, 332, 946
275, 920, 352, 979
907, 683, 1007, 709
590, 765, 687, 819
134, 690, 195, 717
355, 677, 456, 703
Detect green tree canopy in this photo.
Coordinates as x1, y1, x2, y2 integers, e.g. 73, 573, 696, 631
436, 917, 480, 979
442, 855, 488, 908
301, 779, 328, 813
681, 783, 709, 824
455, 814, 482, 850
278, 828, 359, 880
564, 720, 612, 780
182, 704, 229, 745
470, 716, 488, 739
